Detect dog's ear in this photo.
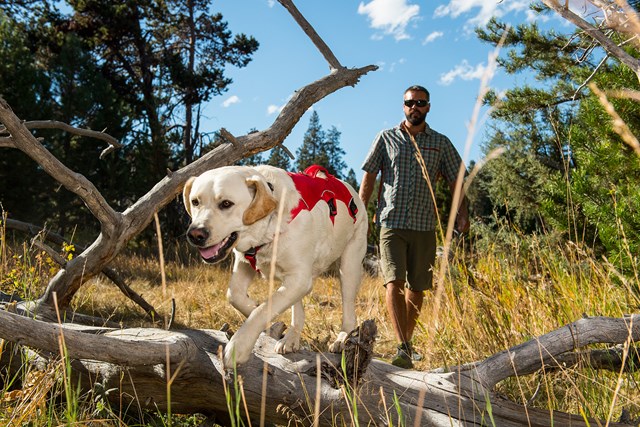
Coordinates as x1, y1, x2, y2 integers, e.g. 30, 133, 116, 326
182, 177, 196, 217
243, 176, 277, 225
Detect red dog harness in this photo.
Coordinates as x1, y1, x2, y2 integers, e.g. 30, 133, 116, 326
244, 165, 358, 270
288, 165, 358, 224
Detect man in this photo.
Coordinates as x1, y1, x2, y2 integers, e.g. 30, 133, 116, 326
359, 85, 470, 369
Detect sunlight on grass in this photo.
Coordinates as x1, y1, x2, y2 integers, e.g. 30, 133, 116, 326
1, 222, 639, 425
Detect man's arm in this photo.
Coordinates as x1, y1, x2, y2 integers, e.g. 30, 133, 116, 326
358, 171, 378, 206
449, 180, 470, 233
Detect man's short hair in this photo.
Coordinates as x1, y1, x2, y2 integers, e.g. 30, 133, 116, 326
404, 85, 430, 101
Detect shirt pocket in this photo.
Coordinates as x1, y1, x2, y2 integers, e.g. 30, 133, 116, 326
417, 144, 441, 170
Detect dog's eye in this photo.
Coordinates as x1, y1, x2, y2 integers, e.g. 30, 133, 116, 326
219, 200, 234, 209
191, 199, 200, 207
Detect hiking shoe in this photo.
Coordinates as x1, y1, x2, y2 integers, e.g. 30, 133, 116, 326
391, 345, 413, 369
398, 341, 423, 361
406, 342, 423, 361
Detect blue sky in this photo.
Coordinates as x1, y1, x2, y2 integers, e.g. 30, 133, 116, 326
205, 0, 559, 179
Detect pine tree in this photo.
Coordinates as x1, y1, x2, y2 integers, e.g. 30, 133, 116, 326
295, 111, 328, 172
345, 168, 358, 190
477, 12, 640, 269
266, 145, 292, 170
322, 126, 347, 179
295, 111, 349, 179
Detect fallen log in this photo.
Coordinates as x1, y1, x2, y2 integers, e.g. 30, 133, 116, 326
0, 309, 637, 426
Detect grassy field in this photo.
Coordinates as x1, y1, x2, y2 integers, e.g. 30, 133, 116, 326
1, 224, 639, 426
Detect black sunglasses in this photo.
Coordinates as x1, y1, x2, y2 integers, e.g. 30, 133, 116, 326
404, 99, 429, 108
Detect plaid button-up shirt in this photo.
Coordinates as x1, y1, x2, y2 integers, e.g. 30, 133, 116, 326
361, 122, 465, 231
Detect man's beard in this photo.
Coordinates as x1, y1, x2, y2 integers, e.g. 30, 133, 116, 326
405, 111, 425, 126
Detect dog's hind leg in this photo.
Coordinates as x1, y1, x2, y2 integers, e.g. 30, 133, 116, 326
274, 300, 304, 354
329, 233, 367, 353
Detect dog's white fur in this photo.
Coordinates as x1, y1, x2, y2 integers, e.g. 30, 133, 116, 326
183, 165, 367, 367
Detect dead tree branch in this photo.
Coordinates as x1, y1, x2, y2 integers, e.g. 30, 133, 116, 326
541, 0, 640, 80
0, 0, 377, 314
4, 218, 161, 321
0, 312, 636, 426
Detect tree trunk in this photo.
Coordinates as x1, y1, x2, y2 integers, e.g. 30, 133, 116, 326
0, 310, 636, 426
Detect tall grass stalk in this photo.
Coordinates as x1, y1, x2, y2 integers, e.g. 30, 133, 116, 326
2, 189, 640, 425
222, 354, 248, 427
53, 292, 80, 425
339, 352, 358, 427
391, 391, 405, 427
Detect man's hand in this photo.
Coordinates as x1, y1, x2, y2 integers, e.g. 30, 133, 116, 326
455, 213, 470, 234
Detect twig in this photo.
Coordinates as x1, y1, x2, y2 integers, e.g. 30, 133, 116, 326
23, 120, 122, 158
542, 0, 640, 81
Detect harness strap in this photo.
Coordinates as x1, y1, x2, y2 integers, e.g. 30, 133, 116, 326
244, 245, 263, 272
288, 165, 358, 223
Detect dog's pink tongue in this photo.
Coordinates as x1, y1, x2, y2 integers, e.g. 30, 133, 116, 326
199, 242, 223, 259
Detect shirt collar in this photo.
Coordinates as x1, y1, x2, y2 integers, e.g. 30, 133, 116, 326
395, 121, 432, 137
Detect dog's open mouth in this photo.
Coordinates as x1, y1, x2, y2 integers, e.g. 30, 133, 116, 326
199, 232, 238, 263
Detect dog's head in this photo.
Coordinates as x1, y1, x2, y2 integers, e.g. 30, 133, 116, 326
183, 166, 277, 263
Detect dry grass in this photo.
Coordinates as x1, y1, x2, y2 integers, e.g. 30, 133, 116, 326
1, 229, 640, 425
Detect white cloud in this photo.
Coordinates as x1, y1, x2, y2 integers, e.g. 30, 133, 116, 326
423, 31, 443, 44
267, 104, 282, 115
434, 0, 529, 30
222, 95, 240, 108
358, 0, 420, 41
267, 95, 295, 116
439, 60, 487, 85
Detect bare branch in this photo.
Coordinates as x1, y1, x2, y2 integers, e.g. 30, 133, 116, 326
574, 52, 610, 99
24, 120, 121, 155
541, 0, 640, 80
471, 314, 640, 389
0, 98, 120, 230
591, 0, 640, 40
0, 137, 13, 148
5, 218, 161, 320
277, 0, 343, 70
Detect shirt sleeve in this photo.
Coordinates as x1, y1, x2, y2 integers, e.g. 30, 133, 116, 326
361, 131, 384, 174
440, 136, 466, 183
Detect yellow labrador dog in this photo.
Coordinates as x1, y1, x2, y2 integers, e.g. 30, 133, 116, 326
183, 164, 367, 366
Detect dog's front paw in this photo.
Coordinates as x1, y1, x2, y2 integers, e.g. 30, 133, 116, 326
223, 335, 253, 367
328, 331, 349, 353
274, 330, 301, 354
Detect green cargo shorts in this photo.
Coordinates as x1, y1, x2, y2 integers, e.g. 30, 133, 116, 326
379, 227, 437, 292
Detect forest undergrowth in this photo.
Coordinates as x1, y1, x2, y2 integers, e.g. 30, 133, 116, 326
1, 220, 639, 426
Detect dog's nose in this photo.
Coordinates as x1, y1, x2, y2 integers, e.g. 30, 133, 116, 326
187, 227, 209, 246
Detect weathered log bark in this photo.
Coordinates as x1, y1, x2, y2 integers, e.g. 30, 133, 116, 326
0, 310, 637, 426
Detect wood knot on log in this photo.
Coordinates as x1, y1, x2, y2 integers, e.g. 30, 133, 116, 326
310, 320, 377, 389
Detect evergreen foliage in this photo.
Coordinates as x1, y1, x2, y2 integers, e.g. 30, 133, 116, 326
0, 1, 258, 243
476, 10, 640, 271
266, 145, 292, 170
295, 111, 348, 179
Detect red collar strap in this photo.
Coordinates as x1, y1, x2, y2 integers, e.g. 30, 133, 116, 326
244, 245, 263, 272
